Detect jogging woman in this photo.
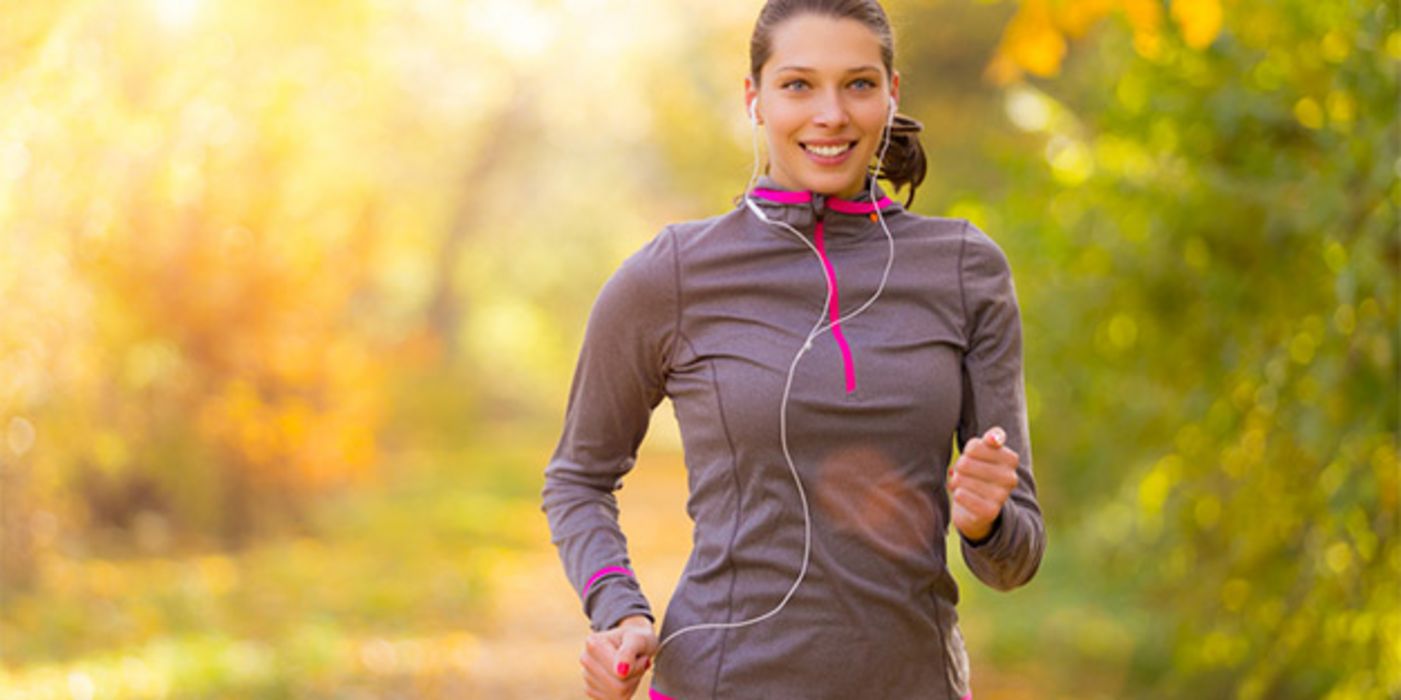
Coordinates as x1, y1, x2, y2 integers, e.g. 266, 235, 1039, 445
541, 2, 1046, 697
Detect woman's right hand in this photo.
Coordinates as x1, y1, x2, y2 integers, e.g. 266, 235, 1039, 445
579, 615, 659, 699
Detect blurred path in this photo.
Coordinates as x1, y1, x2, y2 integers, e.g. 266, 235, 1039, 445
465, 445, 1046, 699
460, 445, 688, 698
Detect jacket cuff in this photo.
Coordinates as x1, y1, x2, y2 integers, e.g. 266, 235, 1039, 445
958, 506, 1003, 548
960, 504, 1009, 552
585, 572, 654, 632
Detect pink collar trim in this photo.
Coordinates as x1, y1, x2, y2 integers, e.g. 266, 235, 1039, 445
751, 188, 895, 214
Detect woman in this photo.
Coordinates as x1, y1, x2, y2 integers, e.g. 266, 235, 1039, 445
540, 1, 1046, 698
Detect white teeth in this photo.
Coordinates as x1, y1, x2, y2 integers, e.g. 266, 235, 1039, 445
805, 143, 851, 157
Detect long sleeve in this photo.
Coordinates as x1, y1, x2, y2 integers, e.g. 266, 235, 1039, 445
540, 226, 680, 632
954, 220, 1047, 591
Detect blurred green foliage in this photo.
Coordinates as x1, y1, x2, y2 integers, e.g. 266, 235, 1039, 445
961, 0, 1398, 697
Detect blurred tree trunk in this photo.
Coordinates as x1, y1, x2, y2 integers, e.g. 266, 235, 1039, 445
426, 86, 532, 365
0, 455, 36, 595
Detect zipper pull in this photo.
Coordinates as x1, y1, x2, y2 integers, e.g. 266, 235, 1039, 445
811, 193, 827, 221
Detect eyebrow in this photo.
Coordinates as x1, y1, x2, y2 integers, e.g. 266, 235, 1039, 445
774, 65, 883, 74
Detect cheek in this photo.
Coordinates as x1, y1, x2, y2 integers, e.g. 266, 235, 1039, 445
859, 103, 892, 134
763, 109, 807, 141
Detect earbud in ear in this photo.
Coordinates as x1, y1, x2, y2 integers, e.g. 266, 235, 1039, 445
748, 100, 759, 125
889, 96, 898, 114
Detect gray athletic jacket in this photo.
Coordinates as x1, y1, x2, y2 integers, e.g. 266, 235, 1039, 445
540, 175, 1046, 699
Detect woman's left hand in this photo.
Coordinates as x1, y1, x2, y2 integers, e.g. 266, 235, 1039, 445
948, 426, 1019, 542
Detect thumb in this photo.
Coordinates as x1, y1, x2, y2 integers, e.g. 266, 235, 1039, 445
984, 426, 1006, 450
613, 631, 654, 677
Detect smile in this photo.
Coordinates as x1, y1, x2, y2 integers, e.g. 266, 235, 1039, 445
802, 141, 856, 158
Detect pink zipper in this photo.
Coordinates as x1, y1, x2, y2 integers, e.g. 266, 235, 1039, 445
749, 187, 893, 395
812, 215, 857, 393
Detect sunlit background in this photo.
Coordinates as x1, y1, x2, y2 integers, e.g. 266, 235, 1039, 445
0, 0, 1396, 697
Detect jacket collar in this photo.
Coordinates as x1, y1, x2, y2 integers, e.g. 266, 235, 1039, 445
742, 174, 902, 240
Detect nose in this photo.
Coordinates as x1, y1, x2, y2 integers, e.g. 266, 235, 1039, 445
812, 88, 850, 128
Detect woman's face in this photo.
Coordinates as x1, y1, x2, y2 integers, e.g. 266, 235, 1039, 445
745, 14, 899, 200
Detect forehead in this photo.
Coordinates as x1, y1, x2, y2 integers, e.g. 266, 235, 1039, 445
762, 13, 886, 75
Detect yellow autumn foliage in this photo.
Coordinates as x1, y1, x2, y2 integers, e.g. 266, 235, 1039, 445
991, 0, 1225, 83
1002, 0, 1071, 78
1172, 0, 1225, 49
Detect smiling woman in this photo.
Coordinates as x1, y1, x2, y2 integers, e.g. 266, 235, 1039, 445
744, 13, 895, 199
541, 1, 1045, 699
745, 0, 927, 206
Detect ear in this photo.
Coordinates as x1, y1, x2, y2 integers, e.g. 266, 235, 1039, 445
743, 75, 761, 124
889, 70, 901, 109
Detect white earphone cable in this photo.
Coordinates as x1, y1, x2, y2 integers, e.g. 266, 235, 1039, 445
655, 96, 900, 657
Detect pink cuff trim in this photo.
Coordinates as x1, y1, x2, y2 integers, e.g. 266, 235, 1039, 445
582, 565, 634, 598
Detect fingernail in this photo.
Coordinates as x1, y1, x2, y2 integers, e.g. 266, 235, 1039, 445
645, 658, 652, 670
617, 662, 630, 676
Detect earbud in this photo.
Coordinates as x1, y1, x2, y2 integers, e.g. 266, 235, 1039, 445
748, 99, 759, 125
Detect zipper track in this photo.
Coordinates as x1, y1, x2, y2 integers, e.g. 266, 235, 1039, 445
810, 210, 857, 394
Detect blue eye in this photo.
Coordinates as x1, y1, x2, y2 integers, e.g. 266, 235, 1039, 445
851, 77, 877, 90
781, 79, 810, 91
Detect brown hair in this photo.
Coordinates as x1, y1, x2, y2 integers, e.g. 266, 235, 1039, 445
749, 0, 928, 206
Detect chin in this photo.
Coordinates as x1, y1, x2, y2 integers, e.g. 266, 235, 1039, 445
781, 169, 845, 192
808, 174, 868, 197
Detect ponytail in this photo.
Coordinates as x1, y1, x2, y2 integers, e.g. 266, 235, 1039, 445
875, 113, 927, 207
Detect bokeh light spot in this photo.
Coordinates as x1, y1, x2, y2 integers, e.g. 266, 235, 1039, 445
149, 0, 202, 31
7, 415, 36, 456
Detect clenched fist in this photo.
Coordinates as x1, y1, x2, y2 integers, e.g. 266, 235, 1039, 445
579, 615, 658, 699
948, 426, 1019, 543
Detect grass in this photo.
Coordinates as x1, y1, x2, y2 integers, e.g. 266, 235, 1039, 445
0, 436, 551, 698
1, 424, 1135, 698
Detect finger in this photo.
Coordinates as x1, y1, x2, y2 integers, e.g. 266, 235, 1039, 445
581, 652, 628, 697
582, 664, 611, 699
953, 484, 1002, 523
950, 456, 1019, 493
615, 634, 658, 680
583, 636, 629, 690
584, 679, 624, 700
617, 657, 650, 682
953, 445, 1019, 482
961, 425, 1007, 452
614, 635, 654, 678
621, 675, 646, 698
585, 632, 622, 665
951, 470, 1013, 507
984, 426, 1006, 450
963, 437, 1018, 465
582, 668, 609, 700
950, 499, 979, 536
586, 630, 620, 650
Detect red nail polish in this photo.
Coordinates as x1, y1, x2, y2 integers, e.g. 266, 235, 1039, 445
645, 658, 652, 670
617, 662, 630, 677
